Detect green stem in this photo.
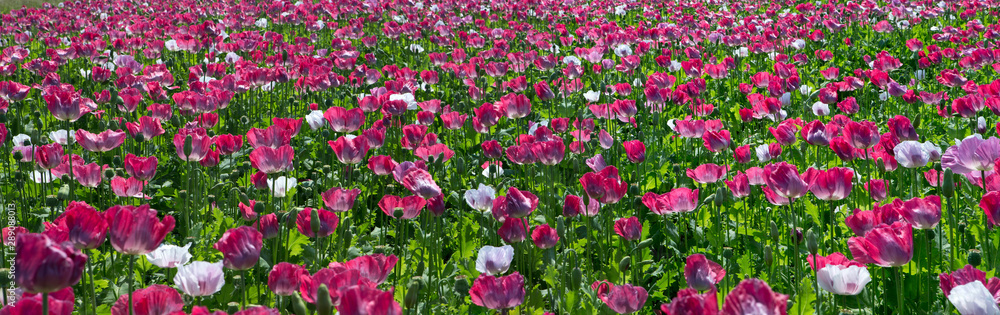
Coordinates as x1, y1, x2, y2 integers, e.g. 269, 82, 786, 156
128, 255, 136, 315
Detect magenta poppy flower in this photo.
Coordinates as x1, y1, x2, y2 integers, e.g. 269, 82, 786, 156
328, 254, 398, 285
660, 288, 718, 315
579, 166, 628, 204
980, 191, 1000, 228
214, 134, 244, 155
686, 163, 728, 184
721, 279, 788, 315
73, 162, 105, 188
498, 218, 528, 243
415, 143, 456, 163
6, 287, 76, 315
268, 262, 308, 296
367, 155, 398, 175
110, 176, 146, 198
614, 217, 642, 241
75, 129, 125, 152
378, 194, 426, 219
296, 207, 339, 238
805, 167, 853, 201
848, 221, 913, 267
15, 233, 87, 293
503, 187, 538, 218
733, 145, 753, 164
864, 179, 888, 201
256, 213, 279, 240
60, 201, 108, 249
529, 140, 565, 165
321, 187, 362, 212
702, 130, 731, 152
685, 254, 726, 291
124, 153, 158, 181
34, 142, 63, 169
593, 281, 648, 314
763, 162, 808, 200
246, 126, 292, 149
336, 285, 402, 315
110, 284, 184, 315
531, 224, 559, 249
329, 136, 370, 165
44, 85, 91, 122
173, 129, 213, 162
298, 268, 374, 305
768, 123, 797, 146
393, 163, 441, 199
725, 172, 751, 199
470, 272, 525, 310
324, 106, 365, 133
642, 188, 699, 215
842, 121, 881, 149
898, 195, 941, 229
105, 204, 175, 255
213, 226, 263, 270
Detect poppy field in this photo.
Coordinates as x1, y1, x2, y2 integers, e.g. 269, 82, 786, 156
3, 0, 1000, 313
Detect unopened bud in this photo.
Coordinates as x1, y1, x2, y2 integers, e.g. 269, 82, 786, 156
763, 246, 773, 266
806, 230, 818, 255
969, 249, 983, 267
942, 168, 955, 197
290, 292, 309, 315
316, 284, 333, 315
619, 256, 631, 272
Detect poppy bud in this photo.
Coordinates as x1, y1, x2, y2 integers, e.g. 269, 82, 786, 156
769, 221, 779, 243
790, 227, 803, 244
321, 129, 331, 138
764, 246, 773, 266
636, 238, 655, 251
714, 187, 726, 206
405, 280, 422, 308
570, 267, 582, 290
454, 276, 470, 294
942, 168, 954, 197
969, 249, 982, 267
317, 284, 333, 315
556, 217, 566, 237
290, 292, 309, 315
310, 208, 322, 238
806, 230, 818, 254
169, 115, 182, 126
57, 184, 70, 200
619, 256, 631, 272
183, 135, 193, 157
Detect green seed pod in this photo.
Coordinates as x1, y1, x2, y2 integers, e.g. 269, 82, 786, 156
969, 249, 983, 267
454, 157, 467, 174
310, 207, 322, 237
103, 168, 115, 179
619, 256, 631, 272
169, 115, 182, 126
316, 284, 333, 315
11, 151, 22, 161
769, 221, 779, 243
763, 245, 773, 266
942, 168, 954, 198
45, 195, 60, 207
322, 164, 331, 173
393, 208, 405, 219
806, 230, 818, 255
454, 276, 470, 295
321, 129, 331, 138
253, 202, 266, 215
570, 267, 582, 290
290, 292, 309, 315
207, 194, 216, 203
226, 302, 239, 314
723, 247, 734, 260
240, 116, 250, 125
178, 190, 188, 199
219, 173, 229, 181
134, 133, 145, 143
628, 183, 641, 196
